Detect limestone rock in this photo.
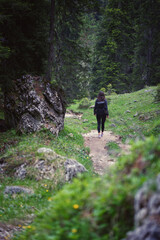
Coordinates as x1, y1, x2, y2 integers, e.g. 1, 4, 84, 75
14, 147, 87, 182
64, 159, 87, 182
125, 110, 131, 113
37, 147, 54, 154
110, 123, 116, 128
4, 186, 34, 195
37, 147, 58, 161
4, 75, 66, 134
15, 163, 27, 179
133, 113, 139, 117
123, 174, 160, 240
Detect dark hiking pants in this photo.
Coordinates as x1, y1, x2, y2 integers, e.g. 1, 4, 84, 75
96, 114, 106, 133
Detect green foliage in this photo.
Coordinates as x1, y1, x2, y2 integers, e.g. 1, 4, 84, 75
106, 141, 120, 157
67, 87, 160, 140
91, 0, 160, 95
0, 86, 159, 238
106, 83, 116, 95
106, 141, 120, 151
78, 98, 91, 109
0, 177, 58, 222
14, 136, 160, 240
0, 0, 49, 90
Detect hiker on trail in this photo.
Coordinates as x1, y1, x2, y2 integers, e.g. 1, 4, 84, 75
94, 91, 109, 138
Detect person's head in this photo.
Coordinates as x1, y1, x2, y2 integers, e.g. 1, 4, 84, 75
97, 91, 105, 101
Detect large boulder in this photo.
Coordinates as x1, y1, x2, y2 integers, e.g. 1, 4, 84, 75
14, 147, 87, 182
123, 175, 160, 240
4, 75, 66, 134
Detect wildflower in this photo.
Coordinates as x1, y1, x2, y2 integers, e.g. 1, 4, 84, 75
18, 225, 22, 228
44, 184, 47, 187
20, 204, 23, 207
72, 228, 77, 233
22, 226, 27, 229
27, 225, 32, 229
73, 204, 79, 209
46, 189, 49, 192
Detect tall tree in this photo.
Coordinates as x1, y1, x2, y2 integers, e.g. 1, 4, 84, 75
0, 0, 49, 91
46, 0, 55, 82
91, 0, 160, 95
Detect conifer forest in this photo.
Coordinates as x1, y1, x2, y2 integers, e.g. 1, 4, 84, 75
1, 0, 160, 101
0, 1, 160, 240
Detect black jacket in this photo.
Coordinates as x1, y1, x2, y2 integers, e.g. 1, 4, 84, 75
94, 99, 109, 116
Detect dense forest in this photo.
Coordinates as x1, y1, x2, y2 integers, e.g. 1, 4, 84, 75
0, 0, 160, 102
0, 1, 160, 240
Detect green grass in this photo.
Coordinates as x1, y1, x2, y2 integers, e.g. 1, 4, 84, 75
0, 85, 160, 234
14, 136, 160, 240
68, 86, 160, 141
0, 177, 58, 223
0, 125, 93, 224
106, 141, 120, 150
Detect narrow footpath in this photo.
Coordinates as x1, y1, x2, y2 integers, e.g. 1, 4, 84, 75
83, 130, 130, 175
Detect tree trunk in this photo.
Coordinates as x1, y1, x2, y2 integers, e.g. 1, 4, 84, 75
46, 0, 55, 82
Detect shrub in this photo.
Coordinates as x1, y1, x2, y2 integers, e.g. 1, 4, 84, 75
14, 136, 160, 240
78, 98, 90, 109
106, 83, 116, 95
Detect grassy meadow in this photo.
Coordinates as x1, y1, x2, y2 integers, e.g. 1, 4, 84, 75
0, 86, 159, 239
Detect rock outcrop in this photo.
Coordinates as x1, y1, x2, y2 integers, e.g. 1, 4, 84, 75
14, 147, 87, 182
64, 159, 87, 182
4, 75, 66, 134
123, 175, 160, 240
4, 186, 34, 195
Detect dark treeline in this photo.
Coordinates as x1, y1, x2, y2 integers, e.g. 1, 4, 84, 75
0, 0, 160, 102
91, 0, 160, 95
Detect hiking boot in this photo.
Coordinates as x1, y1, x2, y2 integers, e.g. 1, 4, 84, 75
101, 132, 103, 137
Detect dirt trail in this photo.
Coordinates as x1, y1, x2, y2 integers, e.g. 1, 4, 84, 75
65, 111, 130, 175
83, 130, 130, 175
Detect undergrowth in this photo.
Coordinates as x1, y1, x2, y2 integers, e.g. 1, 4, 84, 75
0, 86, 159, 238
14, 136, 160, 240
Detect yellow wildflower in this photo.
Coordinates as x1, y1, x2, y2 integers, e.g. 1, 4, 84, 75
46, 189, 49, 192
27, 225, 32, 229
72, 228, 77, 233
22, 226, 27, 229
73, 204, 79, 209
18, 225, 22, 228
44, 184, 47, 187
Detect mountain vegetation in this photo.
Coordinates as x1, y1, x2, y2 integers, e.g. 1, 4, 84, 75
0, 0, 160, 239
0, 0, 160, 101
0, 86, 160, 239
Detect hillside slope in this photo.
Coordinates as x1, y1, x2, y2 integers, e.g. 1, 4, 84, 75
0, 86, 160, 239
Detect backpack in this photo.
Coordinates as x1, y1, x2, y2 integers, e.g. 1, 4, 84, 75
97, 100, 106, 115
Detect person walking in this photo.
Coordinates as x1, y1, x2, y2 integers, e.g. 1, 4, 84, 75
94, 91, 109, 138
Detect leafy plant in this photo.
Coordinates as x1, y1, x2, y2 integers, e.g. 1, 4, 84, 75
14, 136, 160, 240
79, 98, 91, 109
